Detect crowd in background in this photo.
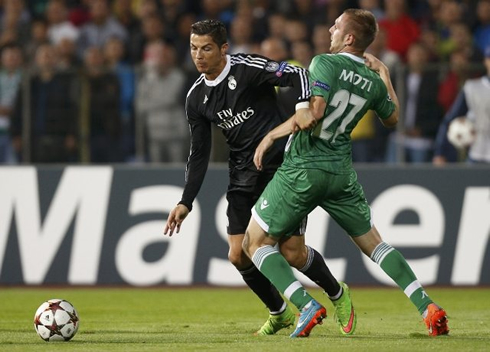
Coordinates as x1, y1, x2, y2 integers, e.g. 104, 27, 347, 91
0, 0, 489, 164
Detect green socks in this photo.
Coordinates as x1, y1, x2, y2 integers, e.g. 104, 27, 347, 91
252, 245, 313, 310
371, 242, 433, 314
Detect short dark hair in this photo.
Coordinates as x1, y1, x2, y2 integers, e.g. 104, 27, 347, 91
343, 9, 378, 51
191, 19, 228, 48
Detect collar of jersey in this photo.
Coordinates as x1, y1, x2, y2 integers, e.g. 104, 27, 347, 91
338, 52, 365, 64
204, 55, 231, 87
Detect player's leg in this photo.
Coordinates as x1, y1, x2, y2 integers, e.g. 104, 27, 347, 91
226, 189, 293, 335
324, 169, 448, 336
279, 235, 356, 335
279, 231, 341, 298
243, 218, 326, 338
352, 227, 449, 336
245, 167, 329, 337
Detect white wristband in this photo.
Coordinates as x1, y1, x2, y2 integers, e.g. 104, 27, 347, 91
295, 101, 310, 111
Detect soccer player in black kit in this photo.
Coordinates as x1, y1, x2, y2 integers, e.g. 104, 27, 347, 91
164, 19, 356, 336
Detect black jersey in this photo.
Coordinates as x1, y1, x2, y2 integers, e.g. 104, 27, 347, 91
179, 53, 310, 210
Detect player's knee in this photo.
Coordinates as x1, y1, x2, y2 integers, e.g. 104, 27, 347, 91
228, 251, 242, 267
281, 246, 307, 268
228, 246, 251, 268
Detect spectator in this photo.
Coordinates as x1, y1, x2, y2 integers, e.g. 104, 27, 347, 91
82, 46, 121, 162
359, 28, 402, 162
46, 0, 80, 48
112, 0, 141, 63
159, 0, 188, 42
112, 0, 140, 32
24, 18, 50, 66
446, 22, 483, 63
0, 0, 31, 47
104, 37, 135, 162
288, 0, 327, 32
77, 0, 128, 59
366, 27, 403, 161
311, 23, 331, 55
128, 13, 166, 64
474, 0, 490, 53
68, 0, 91, 27
284, 17, 309, 46
419, 27, 442, 62
435, 0, 464, 59
11, 44, 79, 163
135, 41, 187, 163
0, 44, 23, 163
55, 37, 81, 71
259, 36, 300, 118
198, 0, 234, 27
367, 27, 402, 76
438, 50, 471, 113
174, 12, 197, 71
358, 0, 384, 20
267, 12, 287, 40
433, 47, 490, 164
290, 40, 313, 69
228, 14, 254, 54
134, 0, 160, 20
379, 0, 420, 60
386, 42, 444, 163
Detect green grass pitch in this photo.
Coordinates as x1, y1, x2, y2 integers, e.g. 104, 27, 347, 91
1, 286, 489, 351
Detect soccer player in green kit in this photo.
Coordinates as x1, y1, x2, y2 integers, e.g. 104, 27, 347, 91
243, 8, 449, 338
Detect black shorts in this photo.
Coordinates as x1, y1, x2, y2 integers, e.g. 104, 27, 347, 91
226, 164, 305, 235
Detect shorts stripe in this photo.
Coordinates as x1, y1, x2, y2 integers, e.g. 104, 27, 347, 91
284, 281, 303, 300
299, 245, 314, 272
251, 206, 269, 232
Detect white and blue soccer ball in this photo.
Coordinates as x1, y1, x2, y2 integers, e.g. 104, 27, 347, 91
447, 116, 476, 149
34, 298, 79, 342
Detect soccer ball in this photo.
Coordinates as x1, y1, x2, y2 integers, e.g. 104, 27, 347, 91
34, 299, 79, 342
447, 117, 476, 149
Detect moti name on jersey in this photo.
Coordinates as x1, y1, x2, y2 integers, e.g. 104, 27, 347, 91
339, 69, 373, 92
216, 107, 255, 130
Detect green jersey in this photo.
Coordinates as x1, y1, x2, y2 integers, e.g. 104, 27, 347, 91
283, 53, 395, 173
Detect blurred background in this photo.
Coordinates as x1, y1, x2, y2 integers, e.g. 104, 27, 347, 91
0, 0, 488, 165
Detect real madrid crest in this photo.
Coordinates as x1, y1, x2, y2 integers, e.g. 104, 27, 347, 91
228, 76, 237, 90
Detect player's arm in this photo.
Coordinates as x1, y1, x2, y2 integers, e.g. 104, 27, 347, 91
254, 115, 299, 170
164, 104, 212, 236
364, 53, 399, 128
433, 89, 468, 164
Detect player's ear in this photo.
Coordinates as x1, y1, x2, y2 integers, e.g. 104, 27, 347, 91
344, 33, 355, 47
221, 43, 229, 56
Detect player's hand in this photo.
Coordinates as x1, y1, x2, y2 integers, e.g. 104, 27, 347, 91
164, 204, 189, 236
364, 53, 388, 74
432, 156, 447, 166
294, 108, 317, 130
254, 134, 274, 171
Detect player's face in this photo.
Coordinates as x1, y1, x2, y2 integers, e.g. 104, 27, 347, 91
329, 14, 348, 53
190, 34, 227, 80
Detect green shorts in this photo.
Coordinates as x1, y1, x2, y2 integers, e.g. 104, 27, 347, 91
252, 165, 372, 238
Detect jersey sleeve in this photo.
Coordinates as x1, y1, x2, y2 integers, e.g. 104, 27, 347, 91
237, 53, 311, 104
372, 76, 396, 120
308, 54, 334, 99
178, 96, 212, 211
